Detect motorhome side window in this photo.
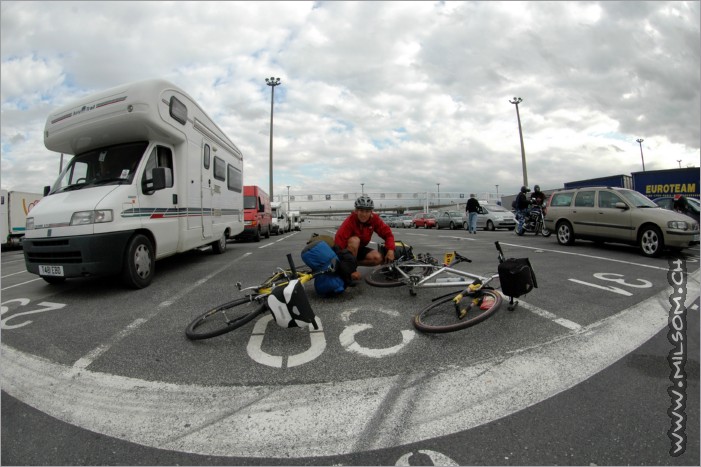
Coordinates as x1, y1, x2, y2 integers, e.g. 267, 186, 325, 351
203, 144, 210, 170
213, 156, 226, 182
142, 146, 174, 189
227, 164, 242, 193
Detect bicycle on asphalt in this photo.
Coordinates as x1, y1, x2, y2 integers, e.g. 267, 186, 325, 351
365, 241, 536, 333
185, 254, 328, 340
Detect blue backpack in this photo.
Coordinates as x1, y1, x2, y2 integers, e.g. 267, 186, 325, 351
301, 239, 346, 297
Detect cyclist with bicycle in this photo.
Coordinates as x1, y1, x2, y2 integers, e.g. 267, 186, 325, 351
335, 195, 396, 280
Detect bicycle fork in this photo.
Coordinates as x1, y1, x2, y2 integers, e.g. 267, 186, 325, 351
452, 280, 483, 319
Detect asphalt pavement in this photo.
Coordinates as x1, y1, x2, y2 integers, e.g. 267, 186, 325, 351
1, 220, 699, 465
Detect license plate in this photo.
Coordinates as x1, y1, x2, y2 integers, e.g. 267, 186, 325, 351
39, 265, 64, 277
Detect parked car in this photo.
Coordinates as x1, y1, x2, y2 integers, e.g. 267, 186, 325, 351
400, 215, 414, 228
436, 211, 464, 230
462, 204, 517, 231
412, 212, 437, 229
544, 187, 699, 257
653, 196, 700, 223
386, 216, 402, 228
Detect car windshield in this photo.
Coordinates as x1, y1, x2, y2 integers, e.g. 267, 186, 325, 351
485, 205, 508, 212
687, 198, 700, 209
50, 141, 148, 194
619, 190, 658, 208
448, 211, 462, 217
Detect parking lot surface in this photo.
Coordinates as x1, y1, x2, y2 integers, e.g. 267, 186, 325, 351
2, 220, 699, 465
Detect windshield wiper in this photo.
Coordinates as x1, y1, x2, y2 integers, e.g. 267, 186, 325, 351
90, 178, 130, 185
57, 182, 89, 193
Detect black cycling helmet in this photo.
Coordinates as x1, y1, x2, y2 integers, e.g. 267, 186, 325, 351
355, 195, 374, 210
534, 185, 541, 191
521, 185, 530, 193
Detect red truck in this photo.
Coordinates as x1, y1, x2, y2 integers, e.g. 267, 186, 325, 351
236, 185, 272, 241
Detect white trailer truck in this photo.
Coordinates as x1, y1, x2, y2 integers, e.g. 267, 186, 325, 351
1, 190, 43, 247
23, 79, 244, 288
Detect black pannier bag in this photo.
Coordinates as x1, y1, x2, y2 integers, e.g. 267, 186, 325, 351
498, 257, 537, 298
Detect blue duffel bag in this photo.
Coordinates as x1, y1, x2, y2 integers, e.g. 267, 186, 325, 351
301, 239, 346, 297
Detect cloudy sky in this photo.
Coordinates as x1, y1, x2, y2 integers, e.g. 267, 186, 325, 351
1, 1, 699, 205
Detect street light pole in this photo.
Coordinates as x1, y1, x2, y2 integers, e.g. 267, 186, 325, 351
636, 138, 645, 171
361, 183, 365, 194
495, 184, 499, 199
677, 160, 682, 168
266, 77, 281, 199
509, 97, 528, 188
286, 185, 290, 212
437, 183, 440, 207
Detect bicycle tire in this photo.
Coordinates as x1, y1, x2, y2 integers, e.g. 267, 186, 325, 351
413, 288, 502, 333
365, 265, 409, 287
185, 297, 267, 340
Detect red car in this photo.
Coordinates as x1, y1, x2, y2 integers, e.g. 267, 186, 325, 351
412, 212, 437, 229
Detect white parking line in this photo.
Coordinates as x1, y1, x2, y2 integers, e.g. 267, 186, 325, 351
498, 242, 673, 271
518, 300, 582, 330
66, 252, 253, 373
2, 278, 44, 290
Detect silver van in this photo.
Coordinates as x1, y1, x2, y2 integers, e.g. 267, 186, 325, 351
544, 187, 699, 257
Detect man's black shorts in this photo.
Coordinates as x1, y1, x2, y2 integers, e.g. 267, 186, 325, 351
357, 245, 374, 261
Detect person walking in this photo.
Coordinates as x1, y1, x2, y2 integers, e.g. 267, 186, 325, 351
465, 194, 481, 234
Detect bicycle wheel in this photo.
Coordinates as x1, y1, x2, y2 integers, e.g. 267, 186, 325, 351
185, 297, 267, 340
413, 288, 502, 333
365, 265, 409, 287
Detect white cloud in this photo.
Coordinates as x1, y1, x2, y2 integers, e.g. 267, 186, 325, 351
1, 0, 699, 201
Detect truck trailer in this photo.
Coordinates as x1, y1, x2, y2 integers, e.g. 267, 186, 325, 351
563, 174, 633, 190
23, 79, 244, 288
631, 167, 699, 200
1, 190, 43, 247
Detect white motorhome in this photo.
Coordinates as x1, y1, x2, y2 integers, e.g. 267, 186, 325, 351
270, 201, 290, 235
23, 79, 244, 288
1, 190, 43, 247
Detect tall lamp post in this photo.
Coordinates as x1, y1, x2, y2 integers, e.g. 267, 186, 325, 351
636, 138, 645, 171
509, 97, 528, 188
361, 183, 365, 194
437, 183, 440, 207
286, 185, 290, 212
495, 184, 499, 200
266, 77, 281, 199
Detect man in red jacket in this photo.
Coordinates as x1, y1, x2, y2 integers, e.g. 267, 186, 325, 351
335, 195, 396, 280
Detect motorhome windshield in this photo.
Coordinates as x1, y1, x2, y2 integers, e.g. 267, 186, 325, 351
51, 141, 148, 194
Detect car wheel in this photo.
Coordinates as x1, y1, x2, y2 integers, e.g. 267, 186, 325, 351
211, 231, 227, 254
121, 234, 155, 289
556, 221, 575, 246
639, 225, 664, 257
449, 221, 455, 230
486, 220, 495, 231
463, 222, 468, 230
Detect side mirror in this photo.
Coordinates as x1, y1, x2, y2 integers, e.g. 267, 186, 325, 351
143, 167, 171, 194
614, 202, 628, 210
43, 185, 51, 196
